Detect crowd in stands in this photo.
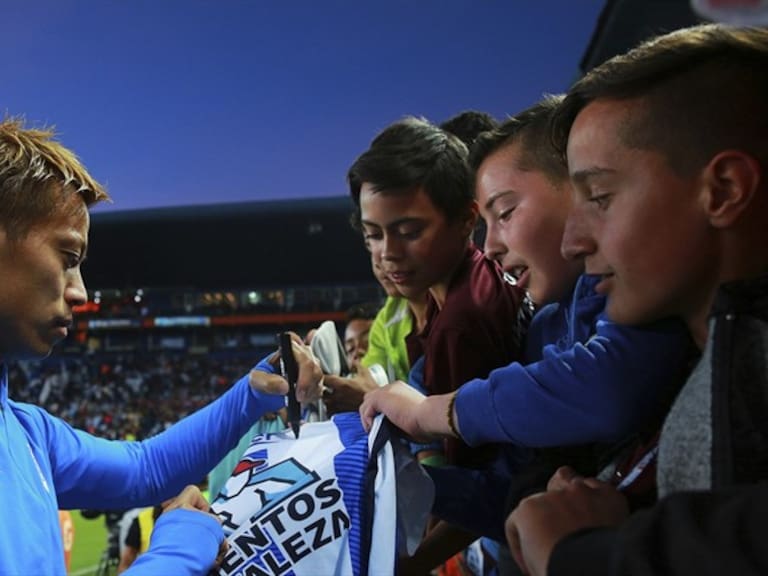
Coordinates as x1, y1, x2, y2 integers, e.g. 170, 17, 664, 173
6, 354, 257, 440
76, 284, 381, 320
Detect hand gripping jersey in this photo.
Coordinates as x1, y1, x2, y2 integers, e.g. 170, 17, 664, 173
211, 413, 432, 576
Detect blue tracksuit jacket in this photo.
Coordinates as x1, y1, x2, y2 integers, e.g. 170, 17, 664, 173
0, 358, 284, 575
455, 274, 693, 447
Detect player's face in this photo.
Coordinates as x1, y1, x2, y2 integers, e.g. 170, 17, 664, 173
0, 193, 89, 361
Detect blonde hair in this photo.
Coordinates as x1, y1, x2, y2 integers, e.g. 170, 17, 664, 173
0, 117, 110, 237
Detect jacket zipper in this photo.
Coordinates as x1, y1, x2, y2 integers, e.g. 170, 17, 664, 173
711, 311, 735, 488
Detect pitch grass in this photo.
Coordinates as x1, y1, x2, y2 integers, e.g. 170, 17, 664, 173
69, 511, 108, 575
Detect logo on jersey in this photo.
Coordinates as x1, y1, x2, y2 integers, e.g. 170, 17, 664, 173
213, 456, 351, 575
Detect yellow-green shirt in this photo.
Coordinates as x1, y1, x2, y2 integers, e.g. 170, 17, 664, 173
361, 296, 412, 383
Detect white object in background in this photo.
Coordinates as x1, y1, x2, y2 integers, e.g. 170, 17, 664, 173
692, 0, 768, 25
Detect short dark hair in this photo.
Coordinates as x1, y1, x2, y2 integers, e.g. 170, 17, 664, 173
551, 24, 768, 177
346, 301, 380, 322
439, 110, 498, 148
348, 117, 472, 230
469, 95, 568, 186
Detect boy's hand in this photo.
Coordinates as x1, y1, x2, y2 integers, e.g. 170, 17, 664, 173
323, 365, 379, 414
359, 381, 431, 440
506, 467, 629, 576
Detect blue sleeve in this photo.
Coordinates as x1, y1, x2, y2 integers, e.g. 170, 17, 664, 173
45, 355, 286, 509
253, 353, 277, 375
406, 356, 443, 457
426, 445, 533, 541
123, 509, 223, 575
455, 319, 692, 447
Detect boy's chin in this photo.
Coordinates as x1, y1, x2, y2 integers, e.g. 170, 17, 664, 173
605, 299, 660, 327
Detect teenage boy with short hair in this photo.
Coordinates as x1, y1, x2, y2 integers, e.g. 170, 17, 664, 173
347, 116, 525, 467
324, 112, 496, 416
506, 24, 768, 576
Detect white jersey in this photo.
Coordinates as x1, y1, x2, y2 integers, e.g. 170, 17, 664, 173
211, 413, 432, 576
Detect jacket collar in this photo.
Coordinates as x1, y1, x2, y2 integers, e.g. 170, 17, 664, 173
711, 274, 768, 321
0, 363, 8, 407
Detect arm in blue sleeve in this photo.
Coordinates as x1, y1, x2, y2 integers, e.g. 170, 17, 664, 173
406, 356, 443, 457
123, 509, 223, 575
455, 319, 692, 447
51, 354, 286, 509
426, 444, 534, 541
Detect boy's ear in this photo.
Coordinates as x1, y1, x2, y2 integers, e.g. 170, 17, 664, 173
701, 150, 761, 228
460, 200, 479, 238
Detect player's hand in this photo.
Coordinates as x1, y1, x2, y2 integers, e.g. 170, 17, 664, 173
162, 484, 213, 514
249, 332, 323, 402
159, 485, 229, 569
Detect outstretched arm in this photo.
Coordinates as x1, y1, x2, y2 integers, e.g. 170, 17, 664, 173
456, 317, 692, 447
359, 381, 457, 441
48, 336, 323, 510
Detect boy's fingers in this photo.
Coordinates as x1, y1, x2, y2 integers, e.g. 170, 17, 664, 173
547, 466, 582, 491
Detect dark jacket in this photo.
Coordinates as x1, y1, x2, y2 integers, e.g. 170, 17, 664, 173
549, 275, 768, 576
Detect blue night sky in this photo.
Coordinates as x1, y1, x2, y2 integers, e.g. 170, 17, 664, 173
3, 1, 605, 213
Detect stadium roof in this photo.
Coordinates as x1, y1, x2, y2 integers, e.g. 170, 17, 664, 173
86, 197, 371, 290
